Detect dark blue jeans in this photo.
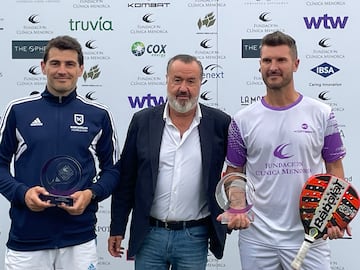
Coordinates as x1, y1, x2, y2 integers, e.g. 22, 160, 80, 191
135, 225, 209, 270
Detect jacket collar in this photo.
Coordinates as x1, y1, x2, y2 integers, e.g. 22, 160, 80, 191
41, 87, 77, 104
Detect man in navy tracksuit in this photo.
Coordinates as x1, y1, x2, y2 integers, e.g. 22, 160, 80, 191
0, 35, 120, 269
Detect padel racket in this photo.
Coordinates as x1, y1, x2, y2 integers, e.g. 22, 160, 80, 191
291, 174, 359, 270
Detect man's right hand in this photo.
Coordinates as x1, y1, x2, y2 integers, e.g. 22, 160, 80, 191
108, 235, 125, 257
216, 212, 251, 230
25, 186, 54, 211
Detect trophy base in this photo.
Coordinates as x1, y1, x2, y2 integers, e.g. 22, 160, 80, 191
39, 194, 74, 206
220, 210, 255, 224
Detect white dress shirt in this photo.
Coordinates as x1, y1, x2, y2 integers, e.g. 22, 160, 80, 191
150, 103, 210, 221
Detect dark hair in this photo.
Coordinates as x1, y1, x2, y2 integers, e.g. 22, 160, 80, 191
166, 54, 203, 78
261, 31, 298, 59
43, 35, 84, 66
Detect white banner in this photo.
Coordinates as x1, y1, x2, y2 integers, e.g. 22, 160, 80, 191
0, 1, 358, 269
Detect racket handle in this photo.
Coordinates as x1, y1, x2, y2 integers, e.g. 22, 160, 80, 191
291, 240, 312, 270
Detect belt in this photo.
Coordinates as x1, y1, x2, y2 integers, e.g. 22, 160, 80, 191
149, 216, 209, 230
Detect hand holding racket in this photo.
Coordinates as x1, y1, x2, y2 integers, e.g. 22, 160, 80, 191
291, 174, 359, 270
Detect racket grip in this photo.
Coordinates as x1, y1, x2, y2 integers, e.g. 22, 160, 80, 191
291, 240, 311, 270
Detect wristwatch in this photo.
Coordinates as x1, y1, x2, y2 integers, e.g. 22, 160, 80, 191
90, 189, 97, 200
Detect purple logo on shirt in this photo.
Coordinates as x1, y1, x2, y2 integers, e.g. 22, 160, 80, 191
273, 144, 293, 159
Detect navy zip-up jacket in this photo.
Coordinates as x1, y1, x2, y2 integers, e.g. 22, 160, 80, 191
0, 88, 120, 251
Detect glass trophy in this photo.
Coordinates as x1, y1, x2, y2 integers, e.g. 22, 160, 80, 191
215, 172, 255, 224
40, 155, 82, 206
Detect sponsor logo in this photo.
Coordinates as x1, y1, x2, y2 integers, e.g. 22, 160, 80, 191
200, 39, 212, 49
74, 114, 84, 125
69, 17, 113, 31
305, 38, 344, 60
304, 14, 348, 29
258, 160, 311, 176
143, 13, 154, 23
127, 2, 170, 8
318, 38, 331, 48
198, 12, 216, 30
338, 203, 357, 218
242, 39, 261, 58
273, 144, 293, 159
130, 14, 168, 34
85, 40, 97, 49
142, 65, 154, 75
87, 263, 96, 270
317, 91, 345, 112
85, 91, 97, 100
18, 75, 46, 86
12, 40, 48, 59
30, 117, 43, 127
293, 123, 315, 134
16, 14, 53, 35
240, 95, 262, 105
195, 38, 225, 60
200, 91, 212, 101
84, 41, 110, 61
28, 65, 41, 75
128, 94, 166, 108
131, 41, 145, 56
95, 225, 110, 233
83, 65, 101, 82
247, 13, 284, 34
318, 91, 330, 101
196, 12, 217, 35
130, 65, 164, 86
28, 14, 40, 24
200, 92, 218, 107
202, 64, 224, 85
70, 114, 88, 132
259, 12, 271, 22
83, 40, 110, 61
131, 41, 166, 57
311, 62, 339, 78
312, 177, 347, 230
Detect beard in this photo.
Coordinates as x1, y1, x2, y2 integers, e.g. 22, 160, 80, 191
168, 94, 198, 113
262, 72, 292, 91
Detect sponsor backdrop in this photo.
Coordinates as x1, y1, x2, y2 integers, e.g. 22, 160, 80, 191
0, 0, 358, 269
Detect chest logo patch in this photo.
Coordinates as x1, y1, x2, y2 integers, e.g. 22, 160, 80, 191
74, 114, 84, 125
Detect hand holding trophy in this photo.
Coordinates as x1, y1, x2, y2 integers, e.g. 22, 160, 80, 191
39, 155, 83, 206
215, 172, 255, 224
